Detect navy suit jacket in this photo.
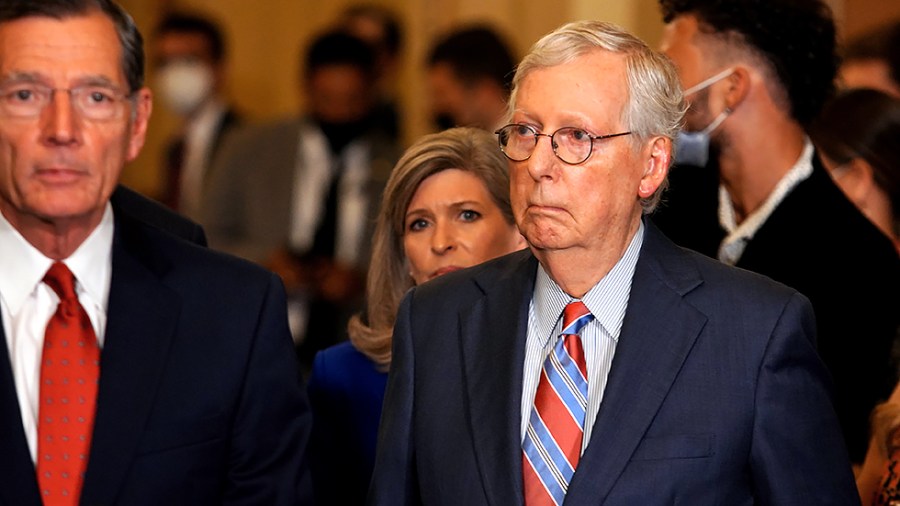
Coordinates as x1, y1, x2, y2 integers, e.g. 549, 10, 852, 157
110, 185, 207, 246
369, 220, 860, 505
0, 198, 311, 505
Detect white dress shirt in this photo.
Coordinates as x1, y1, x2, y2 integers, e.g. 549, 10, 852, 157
0, 205, 113, 462
521, 222, 643, 453
178, 98, 228, 219
288, 122, 371, 267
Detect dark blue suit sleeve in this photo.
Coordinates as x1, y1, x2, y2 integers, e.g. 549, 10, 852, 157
368, 291, 419, 505
750, 292, 861, 505
224, 273, 313, 505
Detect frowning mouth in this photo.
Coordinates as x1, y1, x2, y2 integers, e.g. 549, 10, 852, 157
430, 265, 461, 280
527, 204, 568, 215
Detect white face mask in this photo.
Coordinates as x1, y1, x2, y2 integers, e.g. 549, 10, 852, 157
155, 60, 214, 115
675, 68, 734, 166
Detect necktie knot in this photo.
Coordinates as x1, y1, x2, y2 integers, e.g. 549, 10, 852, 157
43, 261, 78, 302
562, 301, 592, 335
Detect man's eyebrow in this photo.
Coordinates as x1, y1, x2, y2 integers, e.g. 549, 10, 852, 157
0, 72, 122, 89
0, 72, 44, 84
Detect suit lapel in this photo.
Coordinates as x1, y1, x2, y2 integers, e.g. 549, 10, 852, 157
0, 325, 42, 506
460, 251, 537, 505
566, 223, 707, 503
79, 214, 181, 505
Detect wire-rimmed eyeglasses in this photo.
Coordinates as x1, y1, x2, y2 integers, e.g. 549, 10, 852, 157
0, 81, 132, 121
494, 123, 632, 165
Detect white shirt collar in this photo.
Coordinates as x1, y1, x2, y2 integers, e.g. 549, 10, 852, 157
0, 213, 52, 315
66, 205, 114, 310
184, 98, 227, 145
0, 204, 114, 313
717, 138, 815, 265
532, 221, 644, 345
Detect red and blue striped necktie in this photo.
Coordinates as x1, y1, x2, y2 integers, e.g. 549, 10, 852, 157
522, 301, 592, 506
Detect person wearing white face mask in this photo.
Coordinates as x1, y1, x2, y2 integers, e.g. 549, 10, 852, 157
152, 12, 242, 219
651, 0, 900, 472
156, 59, 215, 116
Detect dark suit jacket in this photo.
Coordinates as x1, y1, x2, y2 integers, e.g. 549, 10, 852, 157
308, 341, 388, 505
110, 184, 207, 246
369, 220, 860, 505
652, 156, 900, 462
0, 198, 311, 505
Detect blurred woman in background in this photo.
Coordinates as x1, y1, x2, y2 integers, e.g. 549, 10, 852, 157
810, 87, 900, 253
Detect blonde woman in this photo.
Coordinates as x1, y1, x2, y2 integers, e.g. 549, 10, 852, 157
307, 127, 525, 504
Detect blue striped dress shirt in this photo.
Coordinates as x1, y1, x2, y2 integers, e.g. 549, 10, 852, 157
520, 223, 643, 453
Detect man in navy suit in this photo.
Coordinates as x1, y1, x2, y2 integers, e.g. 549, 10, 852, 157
0, 1, 310, 504
368, 20, 859, 505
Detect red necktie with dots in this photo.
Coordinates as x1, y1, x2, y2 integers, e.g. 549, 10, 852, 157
36, 261, 100, 505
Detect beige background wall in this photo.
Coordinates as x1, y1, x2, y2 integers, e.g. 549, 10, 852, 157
117, 0, 900, 197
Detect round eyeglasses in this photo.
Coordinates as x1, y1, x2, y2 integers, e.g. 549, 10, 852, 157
495, 123, 632, 165
0, 81, 132, 121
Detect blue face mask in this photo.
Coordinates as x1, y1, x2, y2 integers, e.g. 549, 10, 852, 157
674, 68, 734, 167
675, 130, 712, 167
675, 110, 730, 166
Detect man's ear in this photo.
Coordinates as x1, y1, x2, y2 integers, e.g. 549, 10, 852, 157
126, 87, 153, 163
723, 66, 751, 111
639, 136, 671, 198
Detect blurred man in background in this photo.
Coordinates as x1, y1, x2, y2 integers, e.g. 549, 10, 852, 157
838, 20, 900, 97
337, 3, 404, 141
426, 24, 516, 132
201, 30, 400, 376
653, 0, 900, 467
152, 11, 242, 218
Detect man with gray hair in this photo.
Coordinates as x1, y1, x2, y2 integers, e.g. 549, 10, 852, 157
368, 19, 858, 505
0, 1, 310, 504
